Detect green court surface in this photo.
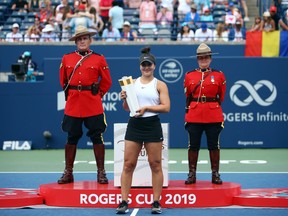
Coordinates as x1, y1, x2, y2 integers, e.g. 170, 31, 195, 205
0, 148, 287, 173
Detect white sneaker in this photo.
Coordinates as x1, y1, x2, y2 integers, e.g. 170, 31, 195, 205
244, 17, 250, 22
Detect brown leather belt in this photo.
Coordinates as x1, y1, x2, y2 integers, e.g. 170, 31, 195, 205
191, 96, 219, 103
68, 85, 92, 91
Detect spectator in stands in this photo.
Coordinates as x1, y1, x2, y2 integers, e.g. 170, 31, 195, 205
74, 0, 88, 10
230, 20, 246, 42
109, 0, 124, 33
156, 3, 173, 28
200, 7, 213, 22
89, 6, 104, 36
184, 4, 200, 27
194, 0, 211, 13
40, 23, 60, 42
249, 16, 262, 32
270, 6, 281, 30
260, 11, 276, 32
37, 2, 53, 23
33, 16, 44, 34
61, 5, 76, 41
55, 5, 66, 28
11, 0, 29, 12
120, 20, 138, 41
177, 0, 192, 21
213, 22, 228, 42
69, 4, 93, 34
279, 9, 288, 30
177, 22, 194, 41
29, 0, 40, 12
157, 0, 175, 13
80, 0, 93, 11
99, 0, 113, 27
273, 0, 283, 17
233, 7, 244, 26
5, 23, 23, 42
45, 17, 61, 39
139, 0, 157, 31
238, 0, 250, 22
90, 0, 100, 12
42, 0, 52, 11
226, 3, 243, 26
55, 0, 71, 35
101, 21, 121, 41
226, 2, 235, 16
24, 25, 41, 42
194, 22, 213, 42
56, 0, 69, 12
125, 0, 141, 9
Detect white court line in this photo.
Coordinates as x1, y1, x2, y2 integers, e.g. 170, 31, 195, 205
0, 171, 287, 174
130, 208, 139, 216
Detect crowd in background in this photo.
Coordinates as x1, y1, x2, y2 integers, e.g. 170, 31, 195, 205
0, 0, 288, 42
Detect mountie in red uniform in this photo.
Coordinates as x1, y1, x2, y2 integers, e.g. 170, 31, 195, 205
184, 67, 226, 123
60, 50, 112, 118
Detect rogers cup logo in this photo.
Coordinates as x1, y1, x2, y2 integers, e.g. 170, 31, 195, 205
230, 80, 277, 107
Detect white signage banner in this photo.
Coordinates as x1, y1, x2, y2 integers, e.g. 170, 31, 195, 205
114, 123, 169, 187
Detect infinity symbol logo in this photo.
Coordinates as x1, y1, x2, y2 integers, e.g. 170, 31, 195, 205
230, 80, 277, 106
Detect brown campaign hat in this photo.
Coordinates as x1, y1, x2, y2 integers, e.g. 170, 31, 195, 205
191, 43, 219, 57
69, 25, 96, 41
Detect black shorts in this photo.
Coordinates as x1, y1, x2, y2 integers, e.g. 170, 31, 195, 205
125, 115, 163, 143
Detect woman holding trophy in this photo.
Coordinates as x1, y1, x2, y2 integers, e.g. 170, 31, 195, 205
116, 47, 170, 214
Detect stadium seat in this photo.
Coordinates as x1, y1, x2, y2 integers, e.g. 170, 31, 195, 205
0, 30, 8, 40
2, 24, 13, 31
27, 12, 37, 18
10, 11, 26, 19
23, 16, 35, 23
157, 28, 171, 41
139, 28, 155, 42
5, 16, 22, 24
130, 17, 140, 25
214, 17, 225, 25
212, 5, 226, 12
212, 10, 226, 18
0, 5, 7, 12
20, 22, 32, 31
0, 0, 12, 6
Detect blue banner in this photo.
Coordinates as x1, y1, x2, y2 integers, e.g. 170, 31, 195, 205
0, 57, 287, 149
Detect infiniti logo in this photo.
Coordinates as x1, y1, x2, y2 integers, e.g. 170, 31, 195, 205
230, 80, 277, 107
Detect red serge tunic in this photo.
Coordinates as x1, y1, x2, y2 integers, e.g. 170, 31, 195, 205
184, 68, 226, 123
59, 51, 112, 118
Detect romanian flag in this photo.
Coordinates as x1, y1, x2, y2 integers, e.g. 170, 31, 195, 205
245, 31, 288, 57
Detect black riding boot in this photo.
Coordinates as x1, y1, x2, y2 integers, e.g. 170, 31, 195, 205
209, 149, 223, 184
185, 150, 199, 184
58, 144, 77, 184
93, 144, 108, 184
